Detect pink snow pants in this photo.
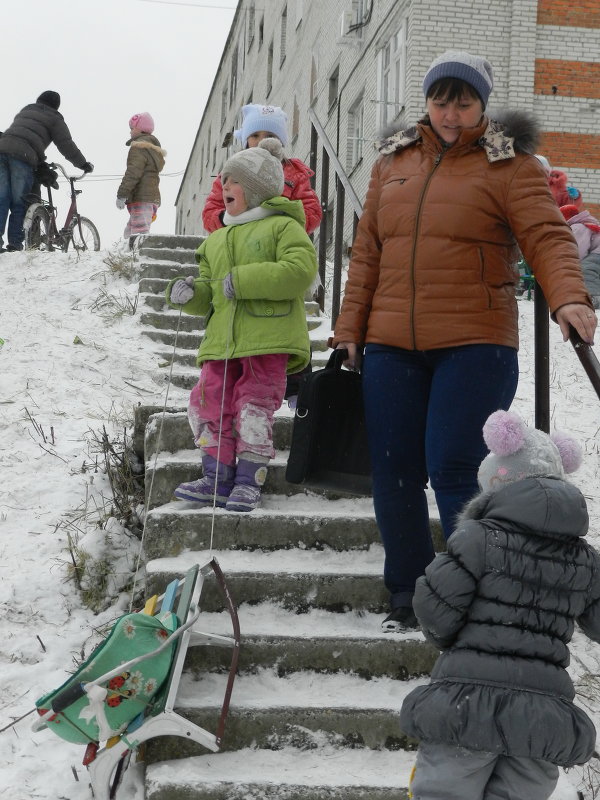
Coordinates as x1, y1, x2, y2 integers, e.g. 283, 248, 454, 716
124, 202, 158, 237
188, 354, 288, 465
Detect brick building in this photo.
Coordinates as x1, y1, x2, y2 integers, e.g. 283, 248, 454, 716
175, 0, 600, 235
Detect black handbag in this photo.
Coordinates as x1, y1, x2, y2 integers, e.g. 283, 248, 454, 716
285, 349, 372, 495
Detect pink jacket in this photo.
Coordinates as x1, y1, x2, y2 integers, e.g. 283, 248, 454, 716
564, 210, 600, 260
202, 157, 322, 234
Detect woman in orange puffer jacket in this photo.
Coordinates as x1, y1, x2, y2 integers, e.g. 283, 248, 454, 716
331, 50, 596, 636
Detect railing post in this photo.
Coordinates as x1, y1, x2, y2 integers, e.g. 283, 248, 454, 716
316, 149, 330, 312
569, 325, 600, 400
331, 178, 346, 325
534, 280, 550, 433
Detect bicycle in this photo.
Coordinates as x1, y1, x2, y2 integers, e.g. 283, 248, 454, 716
23, 162, 100, 252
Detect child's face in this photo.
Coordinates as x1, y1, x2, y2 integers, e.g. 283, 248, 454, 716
222, 176, 248, 216
246, 130, 278, 148
129, 126, 143, 138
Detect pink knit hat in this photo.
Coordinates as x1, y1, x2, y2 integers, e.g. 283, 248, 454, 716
129, 112, 155, 134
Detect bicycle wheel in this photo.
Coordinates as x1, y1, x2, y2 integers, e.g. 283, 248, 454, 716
25, 206, 52, 250
69, 216, 101, 252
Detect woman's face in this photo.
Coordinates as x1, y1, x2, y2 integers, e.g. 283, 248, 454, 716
426, 94, 484, 145
246, 130, 277, 148
222, 176, 248, 216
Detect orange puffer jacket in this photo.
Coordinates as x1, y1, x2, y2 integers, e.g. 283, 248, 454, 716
333, 113, 590, 352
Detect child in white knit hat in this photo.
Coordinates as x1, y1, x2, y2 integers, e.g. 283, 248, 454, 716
202, 103, 322, 235
400, 409, 600, 800
166, 138, 317, 512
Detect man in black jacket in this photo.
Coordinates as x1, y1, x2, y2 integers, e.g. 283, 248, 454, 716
0, 90, 93, 252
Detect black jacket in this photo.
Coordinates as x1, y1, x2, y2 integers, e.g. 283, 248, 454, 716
0, 102, 87, 169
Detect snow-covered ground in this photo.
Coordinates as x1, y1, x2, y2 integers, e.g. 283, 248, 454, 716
0, 245, 599, 799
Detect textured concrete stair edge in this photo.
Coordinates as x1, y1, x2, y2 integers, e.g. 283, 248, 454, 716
183, 634, 437, 680
146, 747, 415, 800
142, 508, 380, 559
145, 706, 416, 761
146, 569, 389, 613
140, 234, 205, 250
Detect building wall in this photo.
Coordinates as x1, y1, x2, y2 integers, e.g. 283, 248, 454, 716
175, 0, 600, 233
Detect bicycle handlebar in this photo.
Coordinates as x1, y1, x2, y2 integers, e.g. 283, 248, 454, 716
47, 162, 87, 181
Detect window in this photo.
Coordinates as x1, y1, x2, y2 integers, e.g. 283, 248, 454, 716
310, 56, 318, 105
346, 93, 365, 171
280, 5, 287, 67
377, 22, 406, 127
328, 65, 339, 111
247, 1, 255, 49
258, 14, 264, 48
292, 97, 300, 143
294, 0, 303, 28
230, 45, 238, 102
206, 128, 211, 166
221, 86, 228, 127
267, 39, 274, 96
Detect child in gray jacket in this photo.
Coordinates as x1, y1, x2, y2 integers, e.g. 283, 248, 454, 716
400, 409, 600, 800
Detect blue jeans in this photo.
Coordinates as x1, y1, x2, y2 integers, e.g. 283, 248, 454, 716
0, 154, 35, 249
362, 343, 518, 608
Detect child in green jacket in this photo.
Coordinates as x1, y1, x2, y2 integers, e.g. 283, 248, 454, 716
166, 138, 317, 512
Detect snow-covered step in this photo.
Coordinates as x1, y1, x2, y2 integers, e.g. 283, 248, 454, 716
146, 548, 388, 613
175, 603, 436, 679
146, 746, 415, 800
143, 495, 380, 558
145, 669, 423, 761
144, 449, 367, 507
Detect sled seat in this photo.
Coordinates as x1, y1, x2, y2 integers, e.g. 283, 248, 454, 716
34, 559, 240, 800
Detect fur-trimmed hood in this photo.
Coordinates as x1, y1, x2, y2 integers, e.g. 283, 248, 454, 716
378, 108, 540, 162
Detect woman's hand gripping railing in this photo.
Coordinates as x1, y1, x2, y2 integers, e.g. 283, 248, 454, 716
569, 324, 600, 401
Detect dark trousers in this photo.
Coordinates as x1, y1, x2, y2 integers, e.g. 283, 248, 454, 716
0, 154, 35, 249
362, 343, 518, 608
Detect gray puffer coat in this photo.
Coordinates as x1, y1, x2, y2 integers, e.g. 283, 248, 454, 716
0, 102, 87, 169
400, 477, 600, 767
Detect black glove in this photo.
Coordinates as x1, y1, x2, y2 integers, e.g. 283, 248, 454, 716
82, 162, 94, 174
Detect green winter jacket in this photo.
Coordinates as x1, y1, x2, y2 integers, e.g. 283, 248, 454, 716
117, 134, 165, 204
166, 196, 317, 373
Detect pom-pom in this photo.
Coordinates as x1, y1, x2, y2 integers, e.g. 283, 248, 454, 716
258, 136, 283, 161
551, 431, 582, 474
482, 410, 526, 456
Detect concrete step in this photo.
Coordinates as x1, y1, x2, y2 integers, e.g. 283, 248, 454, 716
140, 307, 325, 333
140, 261, 199, 280
144, 668, 421, 762
151, 345, 332, 370
171, 603, 437, 679
140, 233, 204, 250
141, 292, 324, 317
145, 450, 364, 507
145, 412, 295, 456
141, 326, 332, 353
143, 494, 379, 558
147, 548, 387, 613
146, 746, 414, 800
139, 247, 198, 264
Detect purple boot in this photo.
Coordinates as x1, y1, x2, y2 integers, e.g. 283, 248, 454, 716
174, 455, 235, 507
226, 458, 268, 512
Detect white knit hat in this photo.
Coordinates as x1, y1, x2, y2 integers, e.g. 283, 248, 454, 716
234, 104, 289, 148
221, 137, 284, 209
423, 50, 494, 107
477, 410, 582, 493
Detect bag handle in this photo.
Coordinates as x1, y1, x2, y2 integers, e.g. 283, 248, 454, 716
327, 347, 362, 373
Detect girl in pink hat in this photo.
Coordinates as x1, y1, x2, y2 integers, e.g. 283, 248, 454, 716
116, 112, 166, 247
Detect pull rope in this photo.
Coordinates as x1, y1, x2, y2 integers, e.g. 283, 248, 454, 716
129, 308, 184, 612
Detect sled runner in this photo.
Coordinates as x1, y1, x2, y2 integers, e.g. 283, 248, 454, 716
33, 559, 240, 800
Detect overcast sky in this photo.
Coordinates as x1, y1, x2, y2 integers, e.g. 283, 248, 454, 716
3, 0, 236, 247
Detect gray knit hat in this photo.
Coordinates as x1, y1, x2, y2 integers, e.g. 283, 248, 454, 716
221, 137, 284, 209
422, 50, 494, 107
477, 410, 582, 493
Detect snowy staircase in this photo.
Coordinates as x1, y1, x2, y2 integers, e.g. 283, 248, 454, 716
133, 234, 441, 800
